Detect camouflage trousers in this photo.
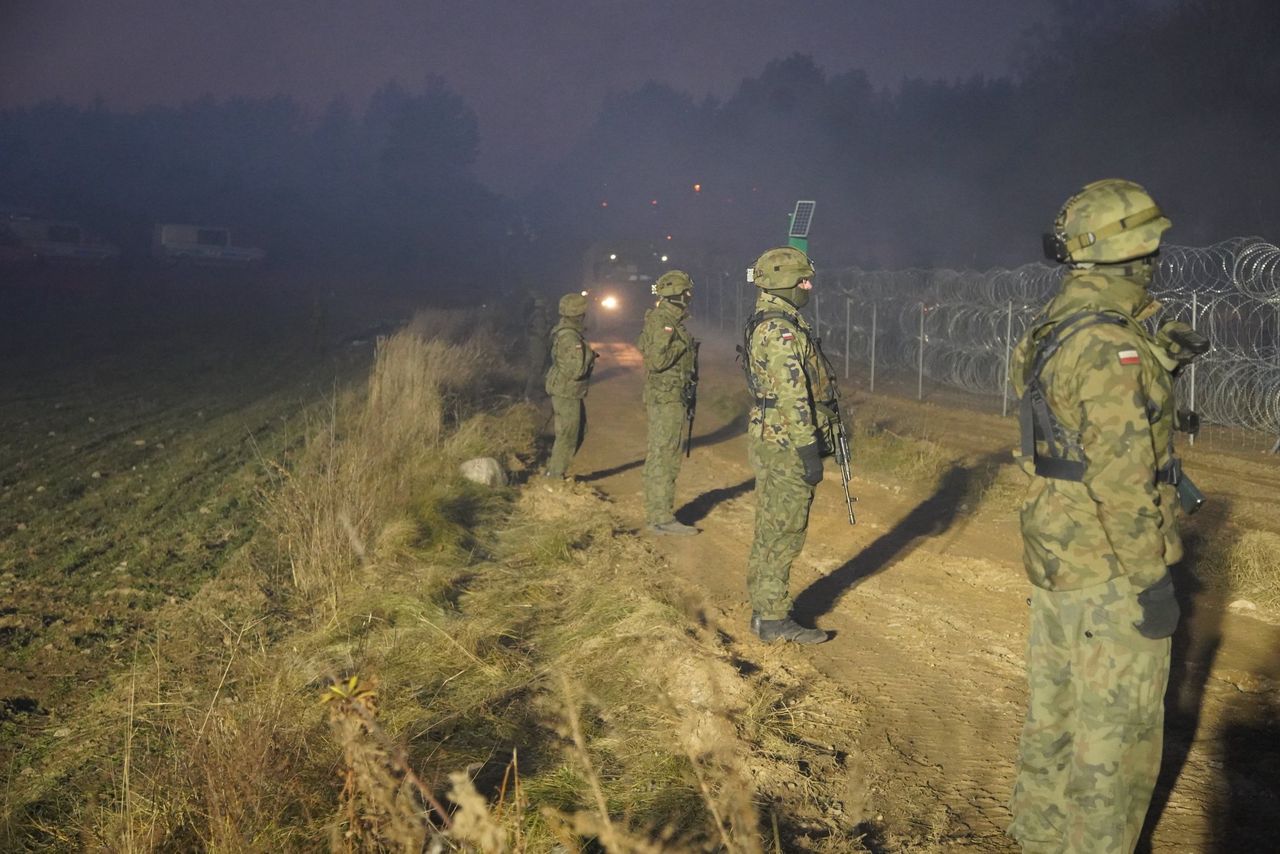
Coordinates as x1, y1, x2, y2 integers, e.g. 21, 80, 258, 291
1009, 577, 1170, 854
523, 343, 548, 399
643, 399, 687, 524
746, 437, 815, 620
546, 395, 585, 477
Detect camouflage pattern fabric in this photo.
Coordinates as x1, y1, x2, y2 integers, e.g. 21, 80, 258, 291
544, 318, 595, 399
746, 435, 814, 620
643, 401, 686, 523
745, 292, 836, 450
1009, 266, 1184, 852
544, 316, 594, 476
546, 395, 585, 478
638, 298, 694, 524
743, 291, 836, 619
523, 299, 551, 398
1008, 579, 1170, 853
1011, 268, 1182, 592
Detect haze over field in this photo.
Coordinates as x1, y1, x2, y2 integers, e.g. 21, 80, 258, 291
2, 0, 1277, 279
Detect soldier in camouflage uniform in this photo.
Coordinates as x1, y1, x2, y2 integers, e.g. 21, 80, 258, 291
1008, 179, 1206, 853
523, 292, 552, 400
543, 292, 597, 479
741, 247, 839, 644
638, 270, 699, 535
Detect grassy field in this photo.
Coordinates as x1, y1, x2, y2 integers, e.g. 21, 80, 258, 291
2, 300, 873, 852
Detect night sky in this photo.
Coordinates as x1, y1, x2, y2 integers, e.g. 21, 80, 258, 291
3, 0, 1062, 193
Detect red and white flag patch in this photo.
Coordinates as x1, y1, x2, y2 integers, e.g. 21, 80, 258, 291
780, 331, 795, 342
663, 326, 673, 332
1118, 349, 1141, 365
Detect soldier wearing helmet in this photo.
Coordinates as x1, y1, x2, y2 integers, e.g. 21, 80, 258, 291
543, 292, 597, 479
637, 270, 699, 535
1008, 179, 1206, 852
738, 246, 840, 644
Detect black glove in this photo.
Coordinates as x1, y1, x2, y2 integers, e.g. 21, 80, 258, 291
797, 442, 824, 486
1134, 574, 1180, 639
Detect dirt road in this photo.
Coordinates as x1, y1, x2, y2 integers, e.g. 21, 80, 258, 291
564, 320, 1280, 852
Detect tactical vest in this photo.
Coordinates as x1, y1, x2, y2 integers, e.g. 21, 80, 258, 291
1019, 309, 1180, 485
544, 322, 592, 398
738, 308, 840, 448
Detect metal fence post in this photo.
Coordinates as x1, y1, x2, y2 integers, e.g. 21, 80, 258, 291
917, 301, 925, 401
844, 297, 852, 379
1002, 299, 1014, 417
718, 272, 725, 331
870, 301, 877, 393
1189, 290, 1198, 447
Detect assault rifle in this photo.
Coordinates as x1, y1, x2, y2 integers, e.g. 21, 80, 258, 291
817, 342, 857, 525
683, 340, 700, 457
830, 397, 857, 525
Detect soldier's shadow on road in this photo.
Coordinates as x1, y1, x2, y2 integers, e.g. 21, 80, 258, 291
675, 477, 755, 525
688, 412, 748, 452
792, 452, 1007, 622
578, 414, 748, 483
1141, 498, 1239, 852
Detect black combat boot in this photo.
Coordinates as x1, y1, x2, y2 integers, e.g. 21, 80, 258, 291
750, 612, 828, 644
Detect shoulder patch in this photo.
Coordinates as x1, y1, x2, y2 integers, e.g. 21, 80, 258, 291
663, 325, 673, 332
780, 330, 795, 342
1117, 349, 1141, 365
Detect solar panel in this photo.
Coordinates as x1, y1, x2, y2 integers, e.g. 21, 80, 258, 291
789, 200, 816, 238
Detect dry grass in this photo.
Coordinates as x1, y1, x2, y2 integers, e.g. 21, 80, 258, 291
4, 308, 872, 852
1192, 529, 1280, 610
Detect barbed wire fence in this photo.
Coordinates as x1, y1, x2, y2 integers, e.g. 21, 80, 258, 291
698, 238, 1280, 453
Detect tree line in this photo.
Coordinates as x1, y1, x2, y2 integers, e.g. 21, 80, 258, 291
1, 0, 1275, 286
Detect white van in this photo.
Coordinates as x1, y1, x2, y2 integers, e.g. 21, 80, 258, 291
152, 224, 265, 265
2, 215, 120, 264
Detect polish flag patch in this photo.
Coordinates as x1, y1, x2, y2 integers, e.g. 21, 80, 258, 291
1118, 349, 1141, 365
780, 331, 795, 342
663, 326, 673, 332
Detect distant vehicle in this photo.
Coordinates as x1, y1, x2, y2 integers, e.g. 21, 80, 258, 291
152, 223, 265, 266
0, 215, 120, 264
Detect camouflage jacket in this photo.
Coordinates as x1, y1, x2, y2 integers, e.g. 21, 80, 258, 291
544, 319, 595, 398
1012, 268, 1182, 592
744, 292, 836, 450
637, 298, 694, 404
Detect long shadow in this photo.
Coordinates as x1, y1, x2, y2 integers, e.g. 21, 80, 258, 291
579, 457, 644, 482
688, 412, 748, 451
578, 412, 747, 483
1139, 499, 1232, 851
1211, 705, 1280, 852
674, 477, 755, 525
792, 452, 1006, 622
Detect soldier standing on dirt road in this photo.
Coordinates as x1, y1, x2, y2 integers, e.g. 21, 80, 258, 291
740, 247, 840, 645
1009, 179, 1207, 853
638, 270, 700, 536
523, 292, 552, 400
543, 292, 597, 480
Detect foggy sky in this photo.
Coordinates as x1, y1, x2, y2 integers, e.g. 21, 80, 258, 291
2, 0, 1061, 193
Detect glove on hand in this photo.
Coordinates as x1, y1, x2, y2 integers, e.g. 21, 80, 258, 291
1134, 573, 1180, 639
797, 442, 824, 486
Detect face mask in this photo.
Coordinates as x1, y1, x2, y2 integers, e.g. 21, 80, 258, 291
667, 292, 691, 310
778, 285, 811, 308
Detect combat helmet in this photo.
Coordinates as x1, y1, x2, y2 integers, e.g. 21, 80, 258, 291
558, 292, 588, 317
1043, 179, 1171, 265
652, 270, 693, 296
750, 246, 815, 289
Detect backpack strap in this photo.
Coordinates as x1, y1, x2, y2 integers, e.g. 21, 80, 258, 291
1019, 310, 1131, 481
